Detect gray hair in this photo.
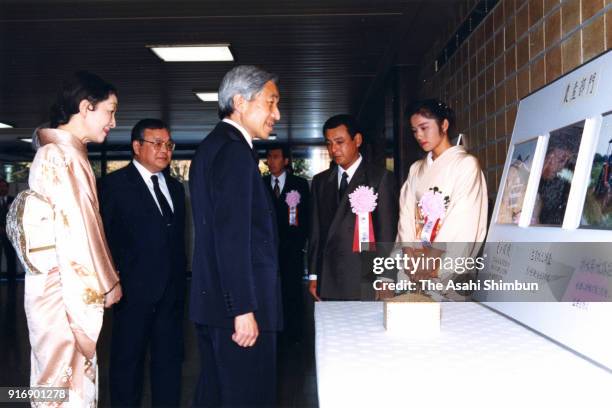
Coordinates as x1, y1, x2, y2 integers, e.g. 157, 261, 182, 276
217, 65, 278, 119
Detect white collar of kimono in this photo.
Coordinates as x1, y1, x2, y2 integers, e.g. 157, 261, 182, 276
426, 145, 463, 166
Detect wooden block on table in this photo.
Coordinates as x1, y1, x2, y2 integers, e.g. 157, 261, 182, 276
383, 293, 441, 337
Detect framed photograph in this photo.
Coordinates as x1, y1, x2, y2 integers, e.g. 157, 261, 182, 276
497, 138, 539, 224
580, 114, 612, 229
531, 120, 585, 226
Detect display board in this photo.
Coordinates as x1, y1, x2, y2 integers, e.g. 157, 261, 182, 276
477, 49, 612, 370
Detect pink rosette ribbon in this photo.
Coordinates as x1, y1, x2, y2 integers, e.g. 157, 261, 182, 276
348, 186, 378, 252
417, 187, 449, 244
285, 190, 301, 226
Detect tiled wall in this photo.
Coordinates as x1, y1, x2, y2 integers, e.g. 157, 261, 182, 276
417, 0, 612, 197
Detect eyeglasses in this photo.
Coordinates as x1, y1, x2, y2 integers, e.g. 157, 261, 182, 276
140, 139, 176, 152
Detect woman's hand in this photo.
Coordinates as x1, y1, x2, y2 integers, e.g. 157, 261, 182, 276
104, 283, 122, 308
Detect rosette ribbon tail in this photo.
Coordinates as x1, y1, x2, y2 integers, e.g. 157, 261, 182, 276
352, 212, 376, 252
420, 216, 440, 245
288, 206, 298, 226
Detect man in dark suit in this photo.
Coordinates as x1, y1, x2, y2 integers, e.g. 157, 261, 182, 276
99, 119, 187, 407
0, 178, 16, 282
308, 114, 398, 301
189, 65, 282, 407
263, 145, 309, 344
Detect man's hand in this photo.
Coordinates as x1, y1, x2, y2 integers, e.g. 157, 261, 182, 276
375, 286, 395, 300
232, 312, 259, 347
308, 280, 321, 301
104, 283, 122, 308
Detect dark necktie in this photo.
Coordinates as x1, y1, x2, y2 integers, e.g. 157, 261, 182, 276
151, 175, 173, 226
273, 178, 280, 199
338, 171, 349, 201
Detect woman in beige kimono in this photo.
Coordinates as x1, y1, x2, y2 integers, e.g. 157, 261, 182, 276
6, 71, 122, 407
396, 100, 487, 287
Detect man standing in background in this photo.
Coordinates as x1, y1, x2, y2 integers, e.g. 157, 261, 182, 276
0, 178, 16, 282
264, 145, 309, 345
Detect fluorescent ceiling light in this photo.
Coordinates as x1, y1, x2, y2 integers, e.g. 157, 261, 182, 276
195, 92, 219, 102
148, 45, 233, 62
254, 135, 277, 141
19, 138, 32, 143
0, 122, 13, 128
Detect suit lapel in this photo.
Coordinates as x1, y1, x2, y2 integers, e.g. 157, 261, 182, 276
219, 121, 259, 163
326, 161, 368, 243
126, 162, 164, 219
321, 166, 340, 237
165, 173, 180, 214
280, 173, 291, 197
263, 175, 274, 198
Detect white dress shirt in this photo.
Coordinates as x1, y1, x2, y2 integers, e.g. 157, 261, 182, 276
337, 154, 363, 188
270, 171, 287, 193
223, 118, 253, 149
132, 159, 174, 213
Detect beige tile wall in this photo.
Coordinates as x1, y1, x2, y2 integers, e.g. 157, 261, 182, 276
417, 0, 612, 197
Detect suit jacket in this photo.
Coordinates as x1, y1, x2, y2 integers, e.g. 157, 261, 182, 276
308, 160, 398, 300
1, 195, 14, 232
99, 162, 187, 303
189, 121, 282, 331
263, 173, 309, 258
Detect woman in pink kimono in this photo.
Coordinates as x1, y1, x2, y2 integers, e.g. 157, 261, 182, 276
6, 71, 122, 407
396, 100, 488, 288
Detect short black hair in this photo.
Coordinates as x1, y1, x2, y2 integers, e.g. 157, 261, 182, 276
131, 118, 170, 143
407, 99, 456, 138
49, 71, 117, 128
322, 114, 361, 139
265, 143, 290, 159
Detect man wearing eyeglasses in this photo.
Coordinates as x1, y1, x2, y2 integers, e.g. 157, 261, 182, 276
99, 118, 187, 408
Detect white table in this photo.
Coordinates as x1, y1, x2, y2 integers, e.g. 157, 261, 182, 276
315, 302, 612, 408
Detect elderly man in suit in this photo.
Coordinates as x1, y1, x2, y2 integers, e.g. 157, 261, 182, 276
189, 65, 282, 407
0, 178, 16, 282
99, 119, 187, 407
308, 114, 398, 301
263, 144, 309, 344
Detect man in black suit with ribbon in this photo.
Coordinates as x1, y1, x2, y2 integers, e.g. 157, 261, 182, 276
99, 119, 186, 407
263, 145, 309, 344
189, 65, 282, 407
308, 114, 398, 301
0, 178, 16, 282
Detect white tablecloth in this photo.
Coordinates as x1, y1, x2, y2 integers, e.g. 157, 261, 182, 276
315, 301, 612, 408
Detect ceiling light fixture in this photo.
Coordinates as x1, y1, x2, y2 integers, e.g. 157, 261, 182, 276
254, 135, 277, 141
148, 44, 233, 62
195, 92, 219, 102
